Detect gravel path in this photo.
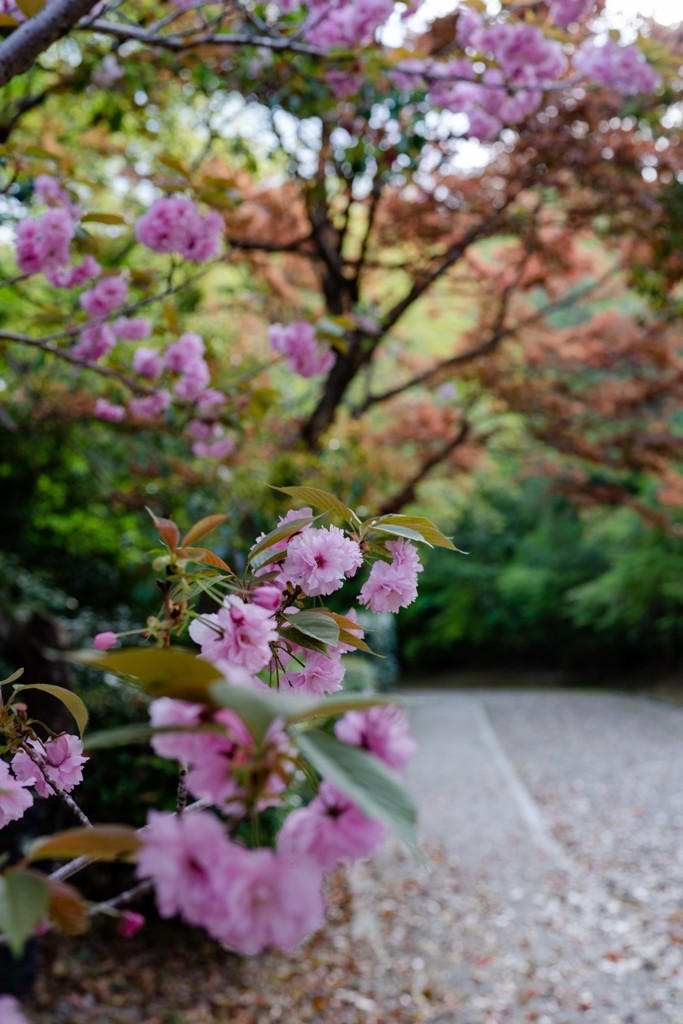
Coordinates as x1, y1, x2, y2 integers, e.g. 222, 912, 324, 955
28, 689, 683, 1023
348, 690, 683, 1023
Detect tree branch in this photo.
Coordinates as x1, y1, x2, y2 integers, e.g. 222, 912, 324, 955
0, 0, 100, 89
378, 420, 470, 515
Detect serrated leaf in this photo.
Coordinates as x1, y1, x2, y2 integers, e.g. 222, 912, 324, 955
294, 730, 418, 850
248, 547, 288, 573
47, 878, 89, 936
284, 609, 339, 647
367, 514, 462, 551
146, 508, 179, 551
72, 648, 222, 702
0, 871, 49, 956
275, 486, 359, 526
247, 516, 315, 564
181, 514, 229, 548
12, 684, 88, 738
80, 212, 126, 225
0, 668, 23, 687
27, 826, 140, 863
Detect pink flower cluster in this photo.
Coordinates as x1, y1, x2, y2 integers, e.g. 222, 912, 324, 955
15, 208, 74, 275
189, 594, 279, 674
278, 781, 386, 869
549, 0, 595, 30
137, 810, 324, 955
280, 607, 364, 695
150, 700, 293, 813
269, 322, 336, 378
282, 524, 362, 597
0, 734, 87, 828
135, 196, 222, 263
359, 538, 423, 613
303, 0, 394, 49
574, 38, 661, 94
334, 703, 417, 772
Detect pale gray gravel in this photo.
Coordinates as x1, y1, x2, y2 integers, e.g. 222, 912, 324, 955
347, 690, 683, 1023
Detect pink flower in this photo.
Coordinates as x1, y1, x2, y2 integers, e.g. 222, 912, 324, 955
118, 910, 145, 938
358, 539, 422, 614
0, 995, 31, 1024
184, 713, 293, 813
281, 650, 345, 695
0, 760, 33, 829
282, 525, 362, 597
188, 595, 278, 673
80, 274, 128, 316
46, 254, 101, 288
334, 705, 418, 772
549, 0, 594, 30
129, 390, 171, 420
191, 438, 235, 459
574, 38, 660, 94
15, 209, 74, 275
278, 781, 386, 871
136, 810, 239, 924
94, 398, 125, 422
268, 322, 335, 378
133, 347, 164, 378
335, 607, 365, 654
173, 357, 211, 401
113, 316, 152, 340
135, 196, 221, 263
12, 735, 88, 798
164, 332, 205, 373
149, 697, 207, 762
93, 630, 118, 649
34, 174, 81, 220
252, 584, 283, 612
216, 846, 324, 955
71, 322, 116, 363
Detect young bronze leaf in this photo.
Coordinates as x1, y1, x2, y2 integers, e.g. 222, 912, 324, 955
27, 826, 141, 863
145, 508, 180, 551
181, 514, 229, 548
47, 878, 89, 936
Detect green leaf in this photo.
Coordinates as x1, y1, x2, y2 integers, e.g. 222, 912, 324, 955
182, 547, 233, 573
80, 212, 126, 225
284, 691, 403, 725
278, 627, 329, 656
294, 730, 418, 850
12, 684, 88, 738
84, 723, 156, 751
209, 681, 281, 741
366, 514, 462, 551
182, 514, 229, 548
0, 871, 49, 957
27, 826, 140, 863
0, 668, 23, 687
283, 609, 339, 647
247, 516, 315, 565
370, 524, 429, 545
274, 486, 359, 526
71, 648, 223, 702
